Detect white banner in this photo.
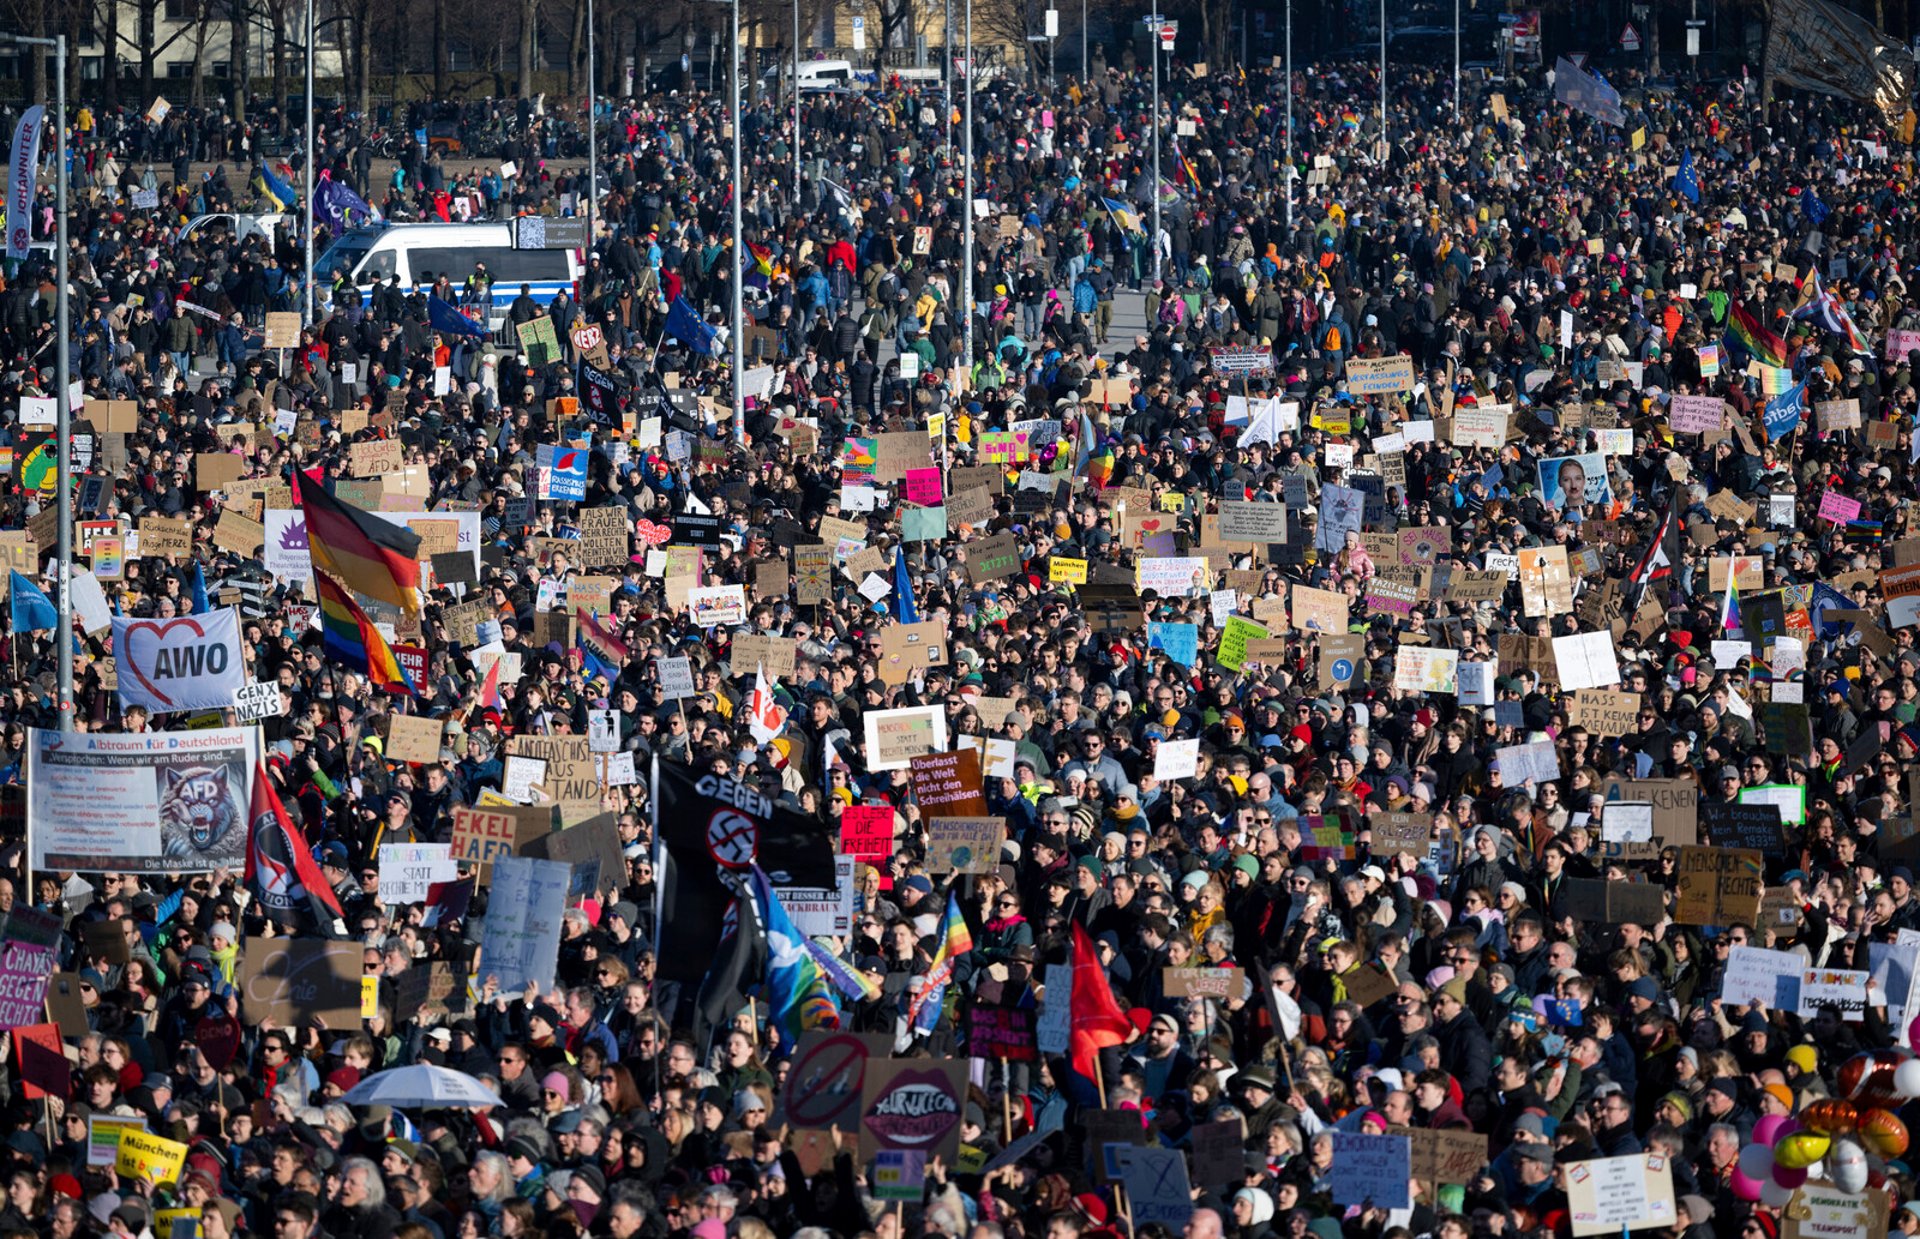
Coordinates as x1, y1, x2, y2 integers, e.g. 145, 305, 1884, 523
376, 843, 459, 904
6, 107, 45, 261
28, 727, 262, 873
263, 509, 314, 585
110, 608, 246, 713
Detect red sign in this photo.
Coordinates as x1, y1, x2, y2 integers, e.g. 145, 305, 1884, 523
392, 643, 428, 688
840, 805, 895, 867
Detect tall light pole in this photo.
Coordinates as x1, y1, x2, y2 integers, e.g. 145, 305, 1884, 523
1150, 10, 1161, 284
1283, 0, 1291, 230
731, 0, 745, 443
960, 0, 973, 374
1453, 0, 1460, 121
1378, 0, 1387, 151
586, 0, 596, 246
7, 34, 72, 728
792, 0, 800, 197
303, 0, 314, 323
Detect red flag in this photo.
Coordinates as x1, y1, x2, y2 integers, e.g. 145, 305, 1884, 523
247, 761, 347, 935
1069, 921, 1132, 1081
477, 652, 504, 711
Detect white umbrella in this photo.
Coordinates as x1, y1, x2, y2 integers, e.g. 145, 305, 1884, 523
340, 1064, 503, 1109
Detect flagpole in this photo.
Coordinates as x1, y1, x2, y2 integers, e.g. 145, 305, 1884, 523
650, 751, 665, 957
303, 0, 315, 325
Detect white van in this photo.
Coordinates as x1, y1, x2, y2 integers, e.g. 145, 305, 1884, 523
312, 222, 581, 325
764, 58, 859, 93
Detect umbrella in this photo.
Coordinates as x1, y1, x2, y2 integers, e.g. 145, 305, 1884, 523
339, 1064, 503, 1109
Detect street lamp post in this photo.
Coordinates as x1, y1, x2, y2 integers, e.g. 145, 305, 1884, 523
1150, 10, 1161, 283
5, 34, 71, 729
960, 0, 973, 374
731, 0, 745, 442
586, 0, 596, 246
304, 0, 314, 323
1284, 0, 1291, 230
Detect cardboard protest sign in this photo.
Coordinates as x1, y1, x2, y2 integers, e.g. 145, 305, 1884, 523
1163, 966, 1246, 999
859, 1057, 969, 1163
238, 938, 362, 1027
925, 817, 1005, 874
384, 714, 444, 764
1562, 1153, 1677, 1236
780, 1031, 891, 1129
910, 750, 987, 817
1673, 847, 1764, 926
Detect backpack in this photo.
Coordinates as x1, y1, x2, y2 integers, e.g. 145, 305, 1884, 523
1324, 323, 1343, 352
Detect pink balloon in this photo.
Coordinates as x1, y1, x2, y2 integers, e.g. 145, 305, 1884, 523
1771, 1163, 1809, 1189
1730, 1169, 1765, 1202
1753, 1115, 1798, 1147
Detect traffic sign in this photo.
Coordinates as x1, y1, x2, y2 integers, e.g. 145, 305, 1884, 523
1620, 22, 1641, 51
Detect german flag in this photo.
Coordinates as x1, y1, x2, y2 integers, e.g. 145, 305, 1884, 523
314, 573, 416, 696
295, 469, 422, 614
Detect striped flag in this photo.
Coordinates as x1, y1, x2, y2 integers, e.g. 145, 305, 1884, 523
315, 574, 416, 696
296, 470, 422, 615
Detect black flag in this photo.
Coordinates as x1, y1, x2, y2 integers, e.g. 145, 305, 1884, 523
654, 760, 835, 985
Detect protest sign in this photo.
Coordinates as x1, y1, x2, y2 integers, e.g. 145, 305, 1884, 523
29, 726, 260, 874
1386, 1126, 1490, 1186
1328, 1131, 1412, 1208
926, 817, 1005, 874
116, 1128, 189, 1186
1563, 1153, 1677, 1235
109, 609, 246, 713
1724, 945, 1805, 1009
376, 843, 458, 904
965, 1005, 1037, 1061
780, 1031, 890, 1129
1799, 968, 1869, 1020
238, 938, 362, 1026
1673, 847, 1764, 926
479, 856, 571, 993
862, 706, 949, 771
1117, 1147, 1196, 1225
860, 1057, 968, 1162
88, 1115, 147, 1166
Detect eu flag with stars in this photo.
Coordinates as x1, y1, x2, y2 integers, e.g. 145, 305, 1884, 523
1674, 149, 1701, 205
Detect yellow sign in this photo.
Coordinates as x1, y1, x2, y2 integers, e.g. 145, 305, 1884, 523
1049, 557, 1088, 586
116, 1128, 188, 1185
155, 1208, 202, 1239
1310, 410, 1351, 435
361, 975, 380, 1019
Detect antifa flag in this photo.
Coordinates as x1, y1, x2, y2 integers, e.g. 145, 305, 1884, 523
654, 760, 837, 985
246, 762, 348, 937
692, 871, 767, 1052
580, 360, 622, 425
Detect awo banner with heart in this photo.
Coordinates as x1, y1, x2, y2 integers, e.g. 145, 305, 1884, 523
110, 608, 246, 714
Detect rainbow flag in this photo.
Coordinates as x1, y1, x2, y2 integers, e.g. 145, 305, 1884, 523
315, 573, 416, 696
907, 890, 973, 1032
1084, 443, 1115, 488
745, 242, 775, 291
1727, 303, 1790, 369
807, 938, 881, 1002
1759, 366, 1794, 396
296, 470, 422, 615
1721, 576, 1743, 632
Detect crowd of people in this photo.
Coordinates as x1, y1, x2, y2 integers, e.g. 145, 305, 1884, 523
1, 26, 1920, 1239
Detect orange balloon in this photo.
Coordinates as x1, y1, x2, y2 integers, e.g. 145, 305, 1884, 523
1798, 1099, 1860, 1136
1859, 1108, 1910, 1159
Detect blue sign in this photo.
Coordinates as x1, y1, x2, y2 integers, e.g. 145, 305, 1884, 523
1330, 657, 1356, 683
1148, 622, 1198, 667
537, 444, 589, 502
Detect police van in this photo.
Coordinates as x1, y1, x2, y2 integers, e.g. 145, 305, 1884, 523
313, 222, 582, 328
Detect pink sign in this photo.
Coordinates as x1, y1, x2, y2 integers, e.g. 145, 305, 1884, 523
1818, 490, 1863, 523
904, 468, 943, 506
1887, 329, 1920, 362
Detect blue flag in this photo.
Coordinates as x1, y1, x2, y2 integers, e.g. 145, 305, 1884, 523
1764, 382, 1806, 441
892, 548, 919, 624
428, 295, 489, 339
313, 173, 379, 232
9, 571, 55, 632
1674, 149, 1701, 205
254, 162, 297, 211
665, 296, 718, 356
1802, 189, 1830, 227
190, 562, 209, 614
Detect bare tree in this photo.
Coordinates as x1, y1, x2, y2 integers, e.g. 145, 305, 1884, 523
229, 0, 250, 122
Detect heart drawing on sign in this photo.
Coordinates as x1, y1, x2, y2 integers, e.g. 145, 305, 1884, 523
634, 520, 673, 547
121, 616, 208, 708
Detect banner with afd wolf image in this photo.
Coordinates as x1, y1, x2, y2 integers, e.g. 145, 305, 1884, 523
29, 727, 261, 873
